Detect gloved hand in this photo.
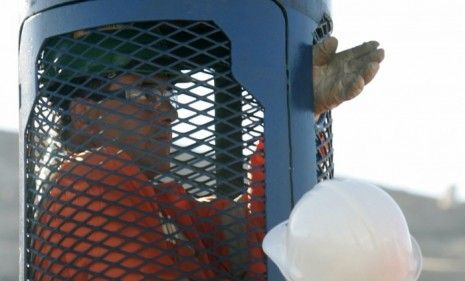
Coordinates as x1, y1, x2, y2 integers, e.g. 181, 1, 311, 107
313, 36, 385, 117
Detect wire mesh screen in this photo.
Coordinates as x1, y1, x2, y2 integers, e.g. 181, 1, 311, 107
25, 21, 267, 280
313, 14, 334, 182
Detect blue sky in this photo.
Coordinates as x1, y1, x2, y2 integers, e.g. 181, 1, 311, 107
3, 0, 465, 201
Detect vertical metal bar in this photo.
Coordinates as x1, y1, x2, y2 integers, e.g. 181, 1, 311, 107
214, 72, 244, 197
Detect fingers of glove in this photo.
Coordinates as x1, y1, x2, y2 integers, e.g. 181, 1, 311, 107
336, 41, 380, 63
361, 62, 380, 85
353, 48, 385, 65
315, 73, 366, 114
373, 48, 385, 63
327, 74, 364, 106
341, 74, 365, 101
313, 36, 338, 66
346, 59, 380, 85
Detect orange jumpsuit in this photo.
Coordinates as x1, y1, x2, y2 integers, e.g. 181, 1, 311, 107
33, 143, 266, 280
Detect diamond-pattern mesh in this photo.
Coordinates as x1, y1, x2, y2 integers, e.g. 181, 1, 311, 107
313, 14, 334, 182
25, 21, 266, 280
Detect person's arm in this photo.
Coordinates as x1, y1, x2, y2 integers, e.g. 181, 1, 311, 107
148, 139, 267, 280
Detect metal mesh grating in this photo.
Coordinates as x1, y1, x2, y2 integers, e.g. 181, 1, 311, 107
25, 21, 266, 280
313, 14, 334, 182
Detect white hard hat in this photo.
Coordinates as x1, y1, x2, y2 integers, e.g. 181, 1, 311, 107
262, 179, 422, 281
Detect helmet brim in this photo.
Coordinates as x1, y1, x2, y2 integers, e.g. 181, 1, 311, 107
406, 235, 423, 281
264, 224, 423, 281
262, 220, 293, 281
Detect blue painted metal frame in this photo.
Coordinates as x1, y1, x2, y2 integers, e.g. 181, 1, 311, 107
286, 6, 320, 203
278, 0, 330, 22
19, 0, 329, 280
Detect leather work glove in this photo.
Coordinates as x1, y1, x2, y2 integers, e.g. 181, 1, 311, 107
313, 36, 385, 117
